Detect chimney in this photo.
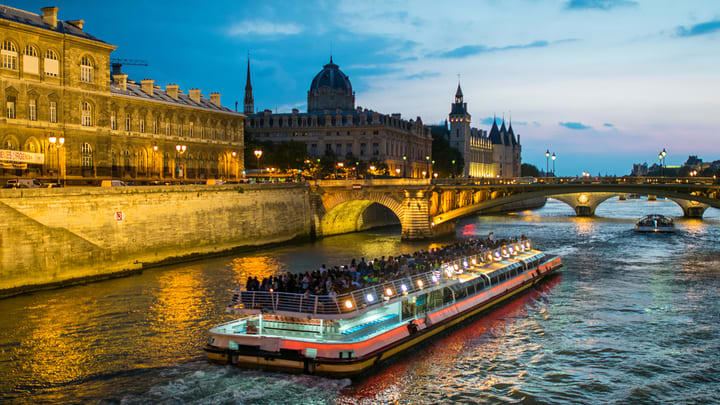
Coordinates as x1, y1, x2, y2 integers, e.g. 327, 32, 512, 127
209, 92, 221, 106
41, 7, 58, 28
188, 88, 201, 103
166, 84, 179, 99
141, 78, 154, 96
67, 19, 84, 30
114, 74, 127, 91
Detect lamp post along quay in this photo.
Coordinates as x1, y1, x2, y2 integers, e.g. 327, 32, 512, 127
48, 135, 65, 185
254, 149, 263, 175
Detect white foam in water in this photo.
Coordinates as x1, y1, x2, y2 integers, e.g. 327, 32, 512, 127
120, 365, 351, 405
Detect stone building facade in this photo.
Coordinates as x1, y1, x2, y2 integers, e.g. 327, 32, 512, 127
0, 5, 244, 184
244, 58, 433, 178
443, 84, 521, 178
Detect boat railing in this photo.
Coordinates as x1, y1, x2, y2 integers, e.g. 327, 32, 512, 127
228, 240, 534, 316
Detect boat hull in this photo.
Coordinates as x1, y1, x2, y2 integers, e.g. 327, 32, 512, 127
205, 256, 562, 378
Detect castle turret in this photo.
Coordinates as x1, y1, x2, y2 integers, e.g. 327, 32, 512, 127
449, 83, 471, 176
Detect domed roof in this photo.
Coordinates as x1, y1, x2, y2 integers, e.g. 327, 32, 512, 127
309, 57, 352, 93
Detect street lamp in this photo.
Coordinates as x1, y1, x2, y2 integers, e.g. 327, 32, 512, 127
402, 155, 407, 178
253, 149, 262, 175
152, 144, 158, 178
175, 144, 187, 179
369, 165, 376, 180
433, 172, 438, 179
425, 155, 430, 178
422, 170, 427, 178
48, 135, 65, 185
395, 168, 401, 176
451, 159, 456, 178
545, 149, 550, 177
551, 153, 556, 177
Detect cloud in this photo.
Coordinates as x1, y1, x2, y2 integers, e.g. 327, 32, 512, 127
403, 71, 440, 80
559, 121, 592, 130
227, 21, 303, 36
564, 0, 637, 10
603, 123, 614, 127
675, 19, 720, 37
479, 117, 497, 126
433, 39, 577, 59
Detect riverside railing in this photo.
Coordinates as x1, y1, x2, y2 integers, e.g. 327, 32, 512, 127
228, 240, 533, 316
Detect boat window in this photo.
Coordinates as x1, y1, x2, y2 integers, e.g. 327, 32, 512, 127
401, 299, 416, 321
443, 287, 455, 305
465, 283, 476, 296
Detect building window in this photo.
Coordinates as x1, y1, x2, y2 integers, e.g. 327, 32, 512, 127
80, 55, 93, 83
1, 41, 18, 70
110, 112, 116, 129
23, 45, 39, 74
28, 99, 37, 121
6, 97, 15, 119
373, 143, 379, 156
4, 139, 16, 150
360, 143, 366, 156
165, 121, 170, 136
49, 101, 57, 123
346, 143, 352, 155
189, 122, 193, 137
139, 119, 145, 133
125, 114, 131, 131
311, 143, 317, 156
153, 119, 158, 134
81, 102, 92, 126
81, 143, 93, 168
177, 124, 182, 137
44, 49, 59, 77
336, 143, 342, 155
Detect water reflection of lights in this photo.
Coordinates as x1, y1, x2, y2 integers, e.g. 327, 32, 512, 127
229, 256, 284, 285
572, 217, 595, 236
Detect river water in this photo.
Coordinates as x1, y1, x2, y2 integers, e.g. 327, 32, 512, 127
1, 198, 719, 404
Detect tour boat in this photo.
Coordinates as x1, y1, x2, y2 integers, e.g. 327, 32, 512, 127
204, 240, 562, 377
634, 214, 675, 233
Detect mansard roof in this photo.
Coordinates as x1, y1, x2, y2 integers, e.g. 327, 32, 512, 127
0, 5, 106, 44
110, 80, 236, 114
247, 108, 428, 133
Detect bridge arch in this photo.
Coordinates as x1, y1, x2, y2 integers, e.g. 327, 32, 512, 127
315, 190, 405, 237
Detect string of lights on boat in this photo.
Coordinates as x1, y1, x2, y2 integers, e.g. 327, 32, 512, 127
229, 240, 540, 317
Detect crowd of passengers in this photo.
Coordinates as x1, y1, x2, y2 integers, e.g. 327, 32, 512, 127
244, 233, 527, 297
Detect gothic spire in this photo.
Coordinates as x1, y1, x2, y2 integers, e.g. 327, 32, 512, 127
243, 56, 254, 115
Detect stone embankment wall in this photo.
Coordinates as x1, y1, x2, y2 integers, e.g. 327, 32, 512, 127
0, 184, 313, 296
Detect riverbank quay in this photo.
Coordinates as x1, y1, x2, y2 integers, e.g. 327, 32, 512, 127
0, 184, 313, 298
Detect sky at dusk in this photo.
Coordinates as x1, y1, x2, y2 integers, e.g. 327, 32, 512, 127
12, 0, 720, 175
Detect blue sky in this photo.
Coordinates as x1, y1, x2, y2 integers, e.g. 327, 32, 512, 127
13, 0, 720, 175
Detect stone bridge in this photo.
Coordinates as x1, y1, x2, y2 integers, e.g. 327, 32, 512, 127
309, 178, 720, 240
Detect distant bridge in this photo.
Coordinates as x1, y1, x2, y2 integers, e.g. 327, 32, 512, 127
309, 178, 720, 240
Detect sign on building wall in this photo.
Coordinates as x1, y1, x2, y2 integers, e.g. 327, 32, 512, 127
0, 149, 45, 164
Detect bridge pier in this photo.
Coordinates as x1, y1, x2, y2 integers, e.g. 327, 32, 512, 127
401, 192, 433, 239
551, 193, 618, 217
669, 198, 710, 218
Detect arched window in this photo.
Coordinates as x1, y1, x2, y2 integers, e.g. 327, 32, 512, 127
44, 49, 59, 77
23, 45, 39, 74
28, 98, 37, 121
1, 40, 18, 70
3, 138, 17, 150
81, 102, 92, 126
80, 55, 93, 82
81, 143, 93, 168
6, 95, 16, 119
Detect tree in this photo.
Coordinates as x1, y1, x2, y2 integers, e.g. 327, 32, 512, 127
430, 126, 464, 178
521, 163, 540, 177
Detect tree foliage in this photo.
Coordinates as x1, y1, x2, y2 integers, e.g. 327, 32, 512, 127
430, 126, 464, 177
521, 163, 540, 177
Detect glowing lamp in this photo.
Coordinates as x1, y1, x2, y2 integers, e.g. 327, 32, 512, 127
344, 300, 353, 309
431, 274, 439, 284
471, 258, 477, 265
463, 261, 469, 268
401, 284, 408, 293
453, 264, 459, 271
385, 288, 393, 296
366, 293, 375, 303
417, 279, 424, 288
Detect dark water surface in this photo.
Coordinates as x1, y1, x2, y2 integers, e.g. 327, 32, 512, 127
1, 198, 719, 404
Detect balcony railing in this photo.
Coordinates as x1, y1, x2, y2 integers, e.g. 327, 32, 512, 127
228, 240, 534, 317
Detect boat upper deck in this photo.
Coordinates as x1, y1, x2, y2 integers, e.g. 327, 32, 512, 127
226, 240, 545, 320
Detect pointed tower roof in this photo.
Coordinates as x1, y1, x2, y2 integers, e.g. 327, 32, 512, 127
489, 118, 503, 144
508, 121, 517, 146
245, 58, 252, 90
500, 120, 511, 145
455, 83, 463, 98
450, 82, 468, 116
